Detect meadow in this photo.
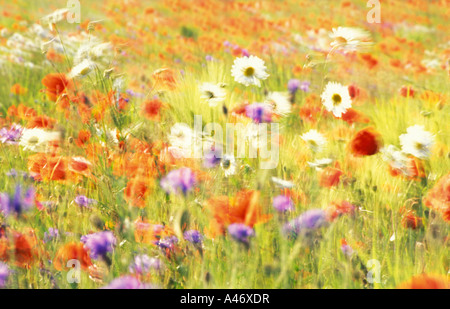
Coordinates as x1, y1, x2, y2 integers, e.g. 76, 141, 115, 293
0, 0, 448, 289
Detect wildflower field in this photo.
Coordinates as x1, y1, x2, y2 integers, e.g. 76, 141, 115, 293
0, 0, 448, 289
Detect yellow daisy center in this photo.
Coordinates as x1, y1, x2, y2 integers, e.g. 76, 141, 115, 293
244, 67, 255, 77
332, 94, 342, 106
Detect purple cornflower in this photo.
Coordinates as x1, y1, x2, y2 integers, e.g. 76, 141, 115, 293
228, 223, 255, 244
241, 49, 250, 57
282, 209, 328, 238
129, 255, 161, 274
0, 185, 35, 217
203, 147, 222, 168
245, 103, 272, 123
341, 242, 354, 257
74, 195, 97, 208
273, 195, 294, 213
287, 79, 301, 93
300, 81, 311, 92
0, 124, 23, 144
102, 276, 154, 289
6, 169, 31, 180
160, 168, 196, 195
155, 236, 178, 251
43, 228, 59, 243
287, 79, 310, 93
0, 262, 10, 288
205, 55, 214, 61
184, 230, 203, 244
81, 231, 116, 260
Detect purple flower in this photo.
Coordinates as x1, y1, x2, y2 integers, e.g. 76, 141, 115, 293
0, 124, 23, 144
282, 209, 328, 238
160, 168, 196, 195
0, 185, 35, 217
288, 79, 310, 93
155, 236, 178, 250
287, 79, 301, 93
341, 243, 354, 257
81, 231, 116, 260
6, 169, 31, 180
74, 195, 97, 208
43, 228, 59, 243
203, 147, 222, 168
241, 49, 250, 57
0, 262, 10, 288
129, 255, 161, 274
102, 276, 155, 289
273, 195, 294, 213
300, 81, 311, 92
228, 223, 255, 244
205, 55, 214, 61
184, 230, 203, 244
245, 103, 272, 123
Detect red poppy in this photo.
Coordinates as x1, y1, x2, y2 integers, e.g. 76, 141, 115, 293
399, 85, 415, 98
397, 274, 449, 289
349, 127, 383, 156
319, 164, 344, 188
142, 98, 164, 121
341, 108, 370, 125
423, 172, 450, 222
42, 73, 72, 102
206, 190, 272, 237
53, 242, 92, 271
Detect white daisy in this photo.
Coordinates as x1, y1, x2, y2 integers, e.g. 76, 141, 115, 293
301, 129, 327, 153
68, 59, 95, 79
399, 125, 435, 159
19, 128, 61, 152
320, 81, 352, 117
221, 154, 237, 177
380, 145, 410, 175
231, 55, 269, 87
330, 27, 372, 52
199, 82, 226, 107
271, 177, 294, 189
265, 91, 291, 116
307, 158, 333, 171
41, 8, 70, 30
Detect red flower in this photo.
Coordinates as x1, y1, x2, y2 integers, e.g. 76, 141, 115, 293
53, 242, 92, 271
340, 108, 370, 125
349, 127, 383, 156
397, 274, 449, 289
423, 173, 450, 222
142, 98, 164, 121
42, 73, 72, 102
399, 85, 415, 98
319, 164, 344, 188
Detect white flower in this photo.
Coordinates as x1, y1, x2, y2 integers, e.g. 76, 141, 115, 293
320, 82, 352, 117
231, 55, 269, 87
199, 82, 226, 107
68, 59, 95, 78
301, 129, 327, 153
265, 91, 291, 116
19, 128, 61, 152
271, 177, 294, 189
330, 27, 372, 52
380, 145, 410, 175
167, 123, 203, 158
307, 158, 333, 171
41, 8, 70, 30
221, 154, 237, 177
399, 125, 435, 159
